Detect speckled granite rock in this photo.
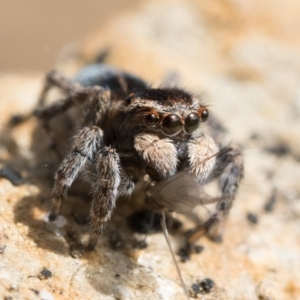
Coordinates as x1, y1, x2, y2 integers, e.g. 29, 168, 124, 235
1, 1, 300, 299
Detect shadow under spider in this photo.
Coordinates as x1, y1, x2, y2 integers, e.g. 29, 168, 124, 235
2, 105, 208, 300
3, 111, 90, 257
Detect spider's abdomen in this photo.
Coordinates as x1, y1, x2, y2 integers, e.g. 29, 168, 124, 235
74, 64, 148, 99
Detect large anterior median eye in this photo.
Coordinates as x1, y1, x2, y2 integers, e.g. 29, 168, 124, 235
144, 113, 159, 127
184, 112, 200, 133
162, 114, 182, 135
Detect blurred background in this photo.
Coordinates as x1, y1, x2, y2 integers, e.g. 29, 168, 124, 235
1, 1, 300, 299
0, 0, 136, 71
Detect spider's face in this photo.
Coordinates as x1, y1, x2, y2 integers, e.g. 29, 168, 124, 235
125, 88, 209, 139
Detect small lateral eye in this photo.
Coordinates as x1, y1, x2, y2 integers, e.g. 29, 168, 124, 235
144, 113, 159, 127
125, 94, 134, 106
185, 112, 200, 133
125, 97, 132, 106
201, 109, 209, 122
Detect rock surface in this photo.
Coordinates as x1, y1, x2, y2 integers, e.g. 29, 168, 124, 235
1, 1, 300, 299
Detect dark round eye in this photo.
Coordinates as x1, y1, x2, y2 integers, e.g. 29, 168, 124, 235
201, 109, 209, 122
184, 112, 200, 133
162, 114, 182, 135
144, 113, 159, 127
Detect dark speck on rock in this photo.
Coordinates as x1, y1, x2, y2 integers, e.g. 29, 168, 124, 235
178, 248, 190, 263
264, 189, 277, 212
134, 239, 148, 249
210, 235, 223, 243
194, 245, 204, 254
178, 244, 191, 263
265, 143, 290, 157
190, 278, 215, 297
38, 268, 52, 280
0, 245, 6, 254
178, 243, 204, 262
191, 283, 201, 295
0, 167, 23, 186
30, 289, 39, 296
199, 278, 215, 294
250, 132, 260, 140
247, 212, 259, 224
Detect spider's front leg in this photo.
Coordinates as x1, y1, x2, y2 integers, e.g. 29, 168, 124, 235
88, 147, 121, 250
187, 138, 244, 242
49, 125, 103, 220
134, 133, 178, 180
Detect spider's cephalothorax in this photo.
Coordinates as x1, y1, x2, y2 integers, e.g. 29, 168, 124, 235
125, 89, 209, 138
33, 64, 243, 250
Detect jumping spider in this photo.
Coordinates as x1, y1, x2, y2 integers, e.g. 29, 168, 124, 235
30, 63, 243, 251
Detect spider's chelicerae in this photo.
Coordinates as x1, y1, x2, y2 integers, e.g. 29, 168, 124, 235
33, 64, 243, 251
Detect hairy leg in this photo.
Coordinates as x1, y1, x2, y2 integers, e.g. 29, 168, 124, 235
88, 147, 121, 250
38, 70, 81, 106
84, 160, 136, 198
187, 145, 244, 242
34, 85, 110, 122
8, 70, 77, 125
34, 71, 110, 157
49, 126, 103, 221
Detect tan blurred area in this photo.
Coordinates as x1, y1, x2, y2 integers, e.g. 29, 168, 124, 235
1, 1, 300, 299
0, 0, 136, 71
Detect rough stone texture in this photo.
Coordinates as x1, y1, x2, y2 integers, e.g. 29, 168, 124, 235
1, 0, 300, 299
